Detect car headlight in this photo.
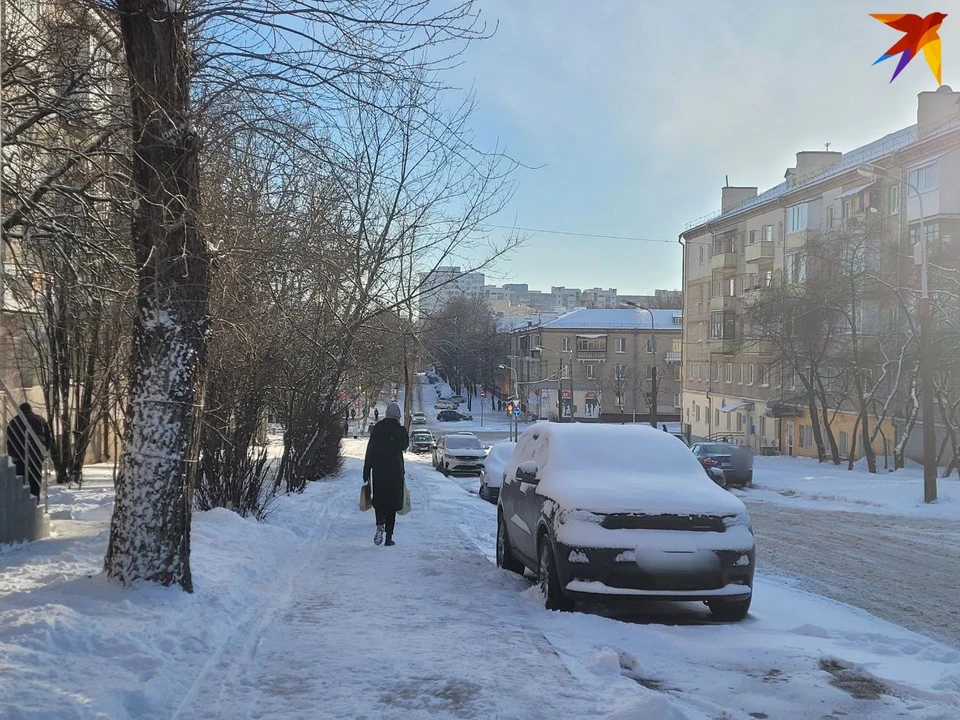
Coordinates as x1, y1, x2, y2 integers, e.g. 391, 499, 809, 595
723, 513, 753, 533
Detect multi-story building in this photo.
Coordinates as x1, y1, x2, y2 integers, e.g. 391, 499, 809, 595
417, 266, 486, 316
681, 86, 960, 462
504, 308, 683, 424
580, 287, 620, 309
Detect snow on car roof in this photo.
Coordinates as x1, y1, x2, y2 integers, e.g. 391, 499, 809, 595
515, 423, 746, 515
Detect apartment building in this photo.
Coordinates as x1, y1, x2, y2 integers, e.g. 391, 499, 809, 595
504, 308, 683, 424
417, 266, 486, 316
681, 86, 960, 461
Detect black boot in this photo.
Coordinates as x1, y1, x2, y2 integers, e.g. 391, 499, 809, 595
385, 534, 395, 546
374, 522, 384, 546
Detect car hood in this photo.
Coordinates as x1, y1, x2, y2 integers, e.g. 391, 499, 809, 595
540, 469, 747, 516
447, 449, 485, 458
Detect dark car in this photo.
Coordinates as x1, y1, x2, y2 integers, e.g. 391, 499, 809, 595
691, 442, 754, 487
496, 424, 755, 621
437, 410, 471, 422
410, 429, 434, 454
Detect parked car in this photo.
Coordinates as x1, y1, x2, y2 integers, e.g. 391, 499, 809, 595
449, 394, 466, 404
410, 429, 434, 454
412, 412, 427, 425
435, 399, 458, 410
437, 409, 472, 422
691, 442, 754, 487
480, 441, 516, 503
496, 423, 755, 620
432, 433, 486, 476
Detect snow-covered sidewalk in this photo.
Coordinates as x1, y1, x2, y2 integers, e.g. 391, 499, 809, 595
743, 455, 960, 520
2, 442, 960, 719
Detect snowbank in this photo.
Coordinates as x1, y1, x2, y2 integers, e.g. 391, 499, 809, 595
745, 455, 960, 520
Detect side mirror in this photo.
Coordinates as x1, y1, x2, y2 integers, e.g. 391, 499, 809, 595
516, 460, 539, 484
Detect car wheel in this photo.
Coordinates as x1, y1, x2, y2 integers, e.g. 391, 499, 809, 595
496, 510, 525, 574
539, 536, 573, 612
707, 596, 751, 621
441, 463, 449, 477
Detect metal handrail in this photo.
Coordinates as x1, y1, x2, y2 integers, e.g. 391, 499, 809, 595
0, 376, 53, 512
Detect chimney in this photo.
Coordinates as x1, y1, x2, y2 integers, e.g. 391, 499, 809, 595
918, 85, 960, 138
794, 151, 842, 180
721, 186, 758, 212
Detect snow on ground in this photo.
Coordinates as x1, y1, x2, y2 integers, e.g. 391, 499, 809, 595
417, 373, 532, 434
2, 438, 960, 718
742, 455, 960, 520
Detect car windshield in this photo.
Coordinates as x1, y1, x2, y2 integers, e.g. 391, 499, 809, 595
446, 436, 482, 449
412, 432, 431, 441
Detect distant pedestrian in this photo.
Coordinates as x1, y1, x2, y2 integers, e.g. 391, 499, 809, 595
362, 402, 408, 546
6, 403, 52, 499
374, 408, 379, 422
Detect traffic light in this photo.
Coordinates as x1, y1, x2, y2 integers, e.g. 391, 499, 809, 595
506, 403, 514, 413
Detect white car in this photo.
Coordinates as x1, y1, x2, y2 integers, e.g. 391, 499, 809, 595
480, 441, 516, 503
496, 423, 755, 620
435, 399, 458, 410
432, 432, 486, 476
412, 412, 426, 425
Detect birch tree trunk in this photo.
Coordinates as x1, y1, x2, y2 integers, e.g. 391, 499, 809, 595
105, 0, 209, 591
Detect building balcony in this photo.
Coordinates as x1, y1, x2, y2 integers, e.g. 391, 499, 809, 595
665, 351, 682, 363
576, 350, 607, 361
709, 295, 737, 313
744, 240, 774, 263
710, 251, 739, 271
709, 337, 737, 354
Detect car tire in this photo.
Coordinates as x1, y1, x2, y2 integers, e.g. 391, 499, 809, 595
496, 510, 525, 575
539, 536, 574, 612
441, 463, 449, 477
707, 596, 751, 621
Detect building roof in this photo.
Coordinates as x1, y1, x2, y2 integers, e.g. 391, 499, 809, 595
536, 308, 682, 331
684, 114, 960, 234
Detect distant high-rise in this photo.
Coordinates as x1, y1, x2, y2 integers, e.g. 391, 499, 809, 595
417, 266, 486, 316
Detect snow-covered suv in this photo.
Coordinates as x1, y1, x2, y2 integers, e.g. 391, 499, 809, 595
496, 424, 755, 620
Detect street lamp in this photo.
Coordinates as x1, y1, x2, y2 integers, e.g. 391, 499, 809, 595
535, 346, 571, 422
498, 363, 519, 440
621, 300, 658, 428
858, 163, 936, 502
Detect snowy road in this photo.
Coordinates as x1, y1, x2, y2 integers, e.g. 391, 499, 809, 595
747, 501, 960, 649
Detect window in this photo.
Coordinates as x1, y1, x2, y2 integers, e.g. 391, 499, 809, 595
789, 369, 797, 390
562, 337, 570, 352
688, 362, 694, 380
888, 183, 901, 215
778, 220, 784, 245
763, 270, 773, 288
714, 363, 721, 383
759, 416, 766, 438
908, 222, 940, 246
698, 322, 704, 342
710, 312, 736, 340
577, 337, 607, 352
615, 337, 626, 353
586, 364, 595, 380
737, 363, 744, 384
715, 409, 720, 426
645, 365, 654, 381
737, 413, 744, 431
727, 277, 735, 297
696, 405, 701, 422
763, 225, 773, 243
798, 424, 807, 449
726, 410, 732, 429
674, 363, 681, 381
759, 365, 769, 386
786, 203, 808, 233
908, 163, 938, 193
839, 430, 849, 457
673, 393, 682, 408
747, 364, 754, 385
785, 253, 806, 284
699, 246, 705, 264
724, 363, 733, 383
748, 229, 757, 245
826, 205, 835, 229
646, 337, 656, 354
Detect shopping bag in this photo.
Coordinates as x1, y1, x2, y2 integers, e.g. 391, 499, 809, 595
398, 483, 411, 515
359, 484, 372, 511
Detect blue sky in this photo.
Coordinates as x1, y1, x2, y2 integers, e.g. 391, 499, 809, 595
450, 0, 958, 294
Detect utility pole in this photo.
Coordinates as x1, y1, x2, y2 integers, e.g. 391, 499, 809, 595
621, 300, 657, 426
859, 163, 936, 501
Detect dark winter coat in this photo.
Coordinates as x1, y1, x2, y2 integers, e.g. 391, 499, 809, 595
363, 417, 408, 512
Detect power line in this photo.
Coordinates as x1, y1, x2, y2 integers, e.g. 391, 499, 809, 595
489, 224, 677, 244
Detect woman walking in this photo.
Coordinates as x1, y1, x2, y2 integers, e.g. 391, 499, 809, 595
362, 402, 408, 546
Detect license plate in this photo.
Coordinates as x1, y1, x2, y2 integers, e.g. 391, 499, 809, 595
721, 462, 732, 468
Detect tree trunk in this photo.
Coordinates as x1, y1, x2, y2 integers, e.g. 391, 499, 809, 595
105, 1, 209, 592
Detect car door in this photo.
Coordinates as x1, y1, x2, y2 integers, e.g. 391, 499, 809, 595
514, 433, 549, 562
499, 437, 533, 564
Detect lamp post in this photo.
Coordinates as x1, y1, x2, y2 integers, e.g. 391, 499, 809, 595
498, 363, 519, 440
621, 300, 658, 428
536, 346, 566, 422
858, 163, 936, 502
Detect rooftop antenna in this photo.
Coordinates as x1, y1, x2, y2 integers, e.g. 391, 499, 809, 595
825, 142, 831, 151
725, 174, 729, 187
